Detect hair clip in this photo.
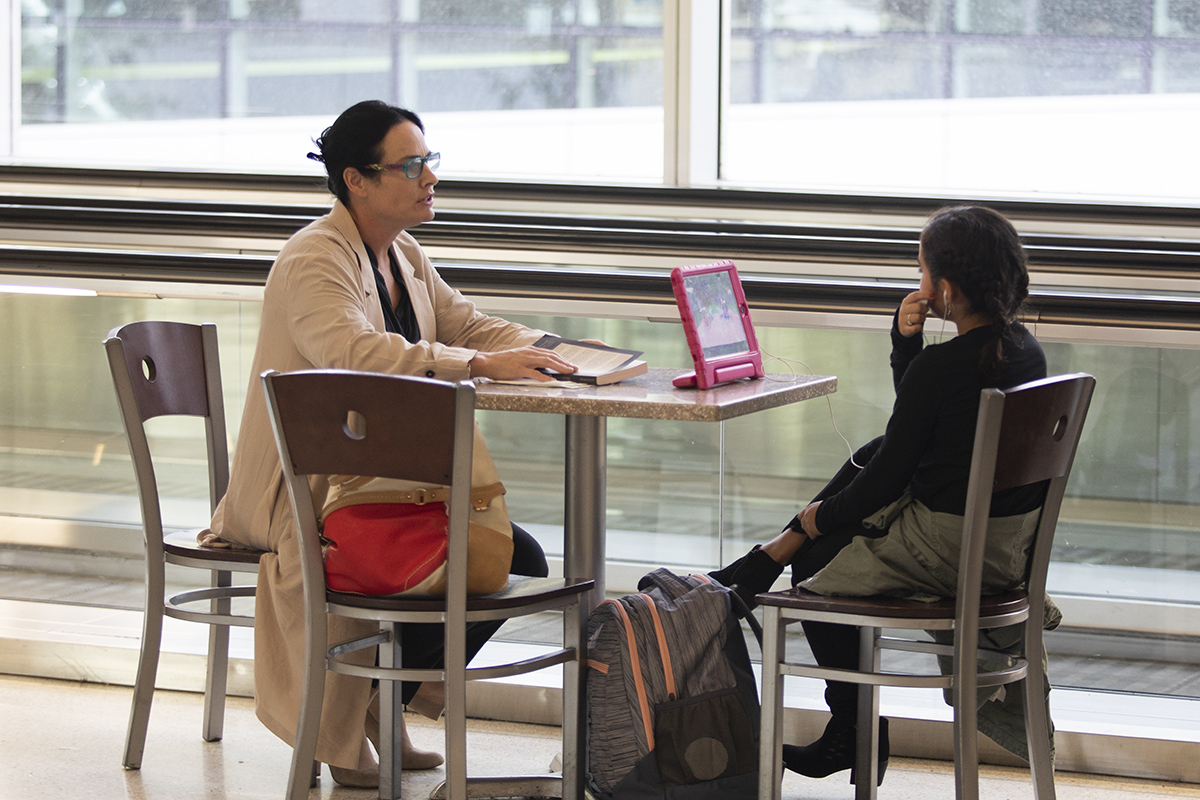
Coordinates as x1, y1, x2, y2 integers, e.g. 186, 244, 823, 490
306, 152, 324, 163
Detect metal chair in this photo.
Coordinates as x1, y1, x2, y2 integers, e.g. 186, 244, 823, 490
756, 373, 1096, 800
104, 321, 263, 770
262, 368, 592, 800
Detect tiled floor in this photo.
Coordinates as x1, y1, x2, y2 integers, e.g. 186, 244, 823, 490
3, 589, 1200, 784
1, 672, 1199, 800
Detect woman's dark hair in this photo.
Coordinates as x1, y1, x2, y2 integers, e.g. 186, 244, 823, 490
306, 101, 424, 204
919, 205, 1030, 376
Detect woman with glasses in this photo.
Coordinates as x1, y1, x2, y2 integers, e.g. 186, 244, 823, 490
204, 100, 576, 787
712, 205, 1049, 787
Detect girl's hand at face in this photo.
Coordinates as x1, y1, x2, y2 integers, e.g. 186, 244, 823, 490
898, 290, 934, 338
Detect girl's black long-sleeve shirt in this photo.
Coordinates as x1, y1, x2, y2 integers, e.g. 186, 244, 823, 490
805, 315, 1048, 535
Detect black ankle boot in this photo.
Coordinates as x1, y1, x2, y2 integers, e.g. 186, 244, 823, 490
782, 717, 889, 786
709, 546, 784, 610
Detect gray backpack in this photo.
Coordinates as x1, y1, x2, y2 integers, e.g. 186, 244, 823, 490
585, 568, 762, 800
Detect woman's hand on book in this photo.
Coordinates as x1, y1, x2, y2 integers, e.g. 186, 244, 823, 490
469, 346, 577, 382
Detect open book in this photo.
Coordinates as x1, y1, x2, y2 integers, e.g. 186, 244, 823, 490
534, 335, 649, 385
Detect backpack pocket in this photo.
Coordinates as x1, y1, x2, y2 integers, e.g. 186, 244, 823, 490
653, 688, 757, 787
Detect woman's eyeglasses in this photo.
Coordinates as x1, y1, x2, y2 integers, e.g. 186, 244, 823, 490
362, 152, 440, 179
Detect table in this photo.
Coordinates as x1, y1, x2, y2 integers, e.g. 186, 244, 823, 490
455, 369, 836, 800
476, 368, 837, 609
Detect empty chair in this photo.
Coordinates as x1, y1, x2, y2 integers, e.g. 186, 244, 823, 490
104, 321, 264, 769
756, 373, 1095, 800
262, 368, 592, 800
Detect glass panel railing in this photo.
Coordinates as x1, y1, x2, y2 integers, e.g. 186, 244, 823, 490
0, 290, 1197, 698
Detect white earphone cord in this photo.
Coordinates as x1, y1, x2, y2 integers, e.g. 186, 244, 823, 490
760, 348, 864, 470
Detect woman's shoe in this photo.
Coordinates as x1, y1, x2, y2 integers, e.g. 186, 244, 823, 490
366, 696, 445, 770
329, 736, 381, 788
782, 717, 888, 786
329, 764, 380, 788
709, 546, 784, 609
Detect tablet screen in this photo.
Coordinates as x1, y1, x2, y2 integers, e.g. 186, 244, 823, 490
671, 259, 764, 389
682, 270, 751, 358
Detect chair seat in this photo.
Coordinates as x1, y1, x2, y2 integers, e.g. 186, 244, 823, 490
328, 575, 594, 612
163, 530, 266, 567
756, 586, 1030, 621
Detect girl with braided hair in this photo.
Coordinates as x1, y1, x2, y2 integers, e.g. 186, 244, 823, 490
713, 205, 1048, 785
919, 204, 1032, 377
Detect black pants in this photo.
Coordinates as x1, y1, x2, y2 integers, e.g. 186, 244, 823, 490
397, 523, 548, 703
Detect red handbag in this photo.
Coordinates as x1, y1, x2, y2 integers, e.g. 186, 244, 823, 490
319, 422, 516, 597
322, 501, 452, 596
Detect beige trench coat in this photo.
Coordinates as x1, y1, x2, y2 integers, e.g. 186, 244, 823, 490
205, 200, 542, 768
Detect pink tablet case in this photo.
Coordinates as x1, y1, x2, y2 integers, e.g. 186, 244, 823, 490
670, 260, 765, 389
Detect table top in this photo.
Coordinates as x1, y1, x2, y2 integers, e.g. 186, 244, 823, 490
474, 367, 836, 423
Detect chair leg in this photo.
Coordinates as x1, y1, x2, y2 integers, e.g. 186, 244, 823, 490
379, 623, 404, 800
202, 569, 233, 742
285, 605, 328, 800
757, 606, 785, 800
854, 626, 881, 800
1023, 628, 1056, 800
952, 626, 982, 800
445, 625, 469, 800
561, 600, 586, 800
123, 583, 165, 769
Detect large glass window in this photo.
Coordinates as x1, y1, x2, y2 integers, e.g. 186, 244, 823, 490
14, 1, 1200, 199
726, 0, 1200, 200
17, 0, 665, 179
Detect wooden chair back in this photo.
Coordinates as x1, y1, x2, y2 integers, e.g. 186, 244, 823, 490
104, 320, 230, 535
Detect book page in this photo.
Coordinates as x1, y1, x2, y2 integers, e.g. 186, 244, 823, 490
534, 335, 641, 375
548, 342, 636, 373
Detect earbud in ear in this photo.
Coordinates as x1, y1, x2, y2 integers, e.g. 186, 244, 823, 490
943, 291, 951, 319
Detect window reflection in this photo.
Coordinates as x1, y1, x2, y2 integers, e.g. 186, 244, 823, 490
1161, 0, 1200, 35
18, 0, 666, 180
726, 0, 1200, 198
